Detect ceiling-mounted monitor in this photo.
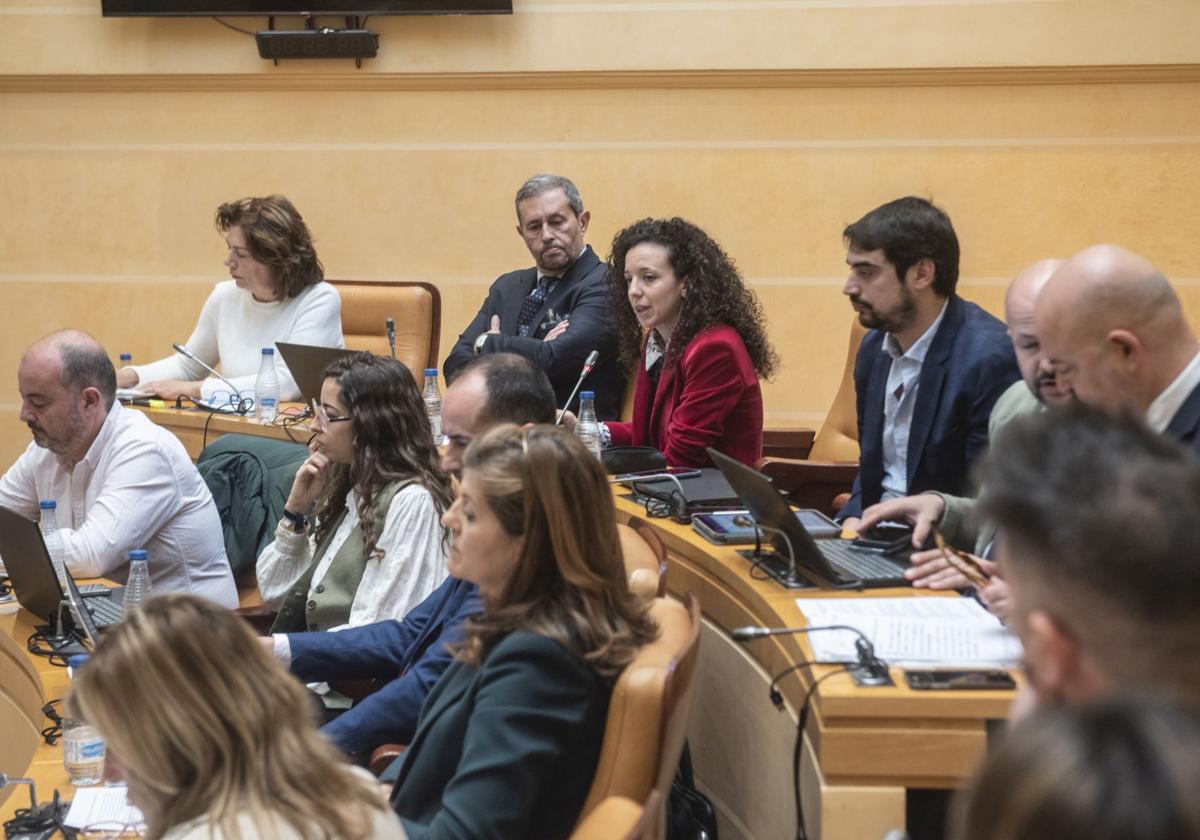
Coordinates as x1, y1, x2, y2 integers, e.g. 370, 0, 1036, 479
102, 0, 511, 15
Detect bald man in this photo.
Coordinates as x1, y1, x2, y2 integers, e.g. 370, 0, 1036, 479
0, 331, 236, 606
858, 260, 1072, 614
1036, 244, 1200, 446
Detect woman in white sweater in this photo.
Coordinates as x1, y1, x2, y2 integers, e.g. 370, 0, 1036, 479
118, 195, 344, 403
67, 594, 407, 840
258, 351, 453, 634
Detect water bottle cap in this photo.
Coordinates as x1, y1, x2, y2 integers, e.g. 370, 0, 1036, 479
424, 368, 438, 377
261, 347, 275, 356
119, 353, 132, 360
39, 499, 57, 509
68, 654, 90, 669
129, 549, 148, 561
580, 391, 595, 400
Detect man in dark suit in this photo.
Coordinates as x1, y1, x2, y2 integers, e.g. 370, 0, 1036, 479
838, 197, 1019, 528
265, 354, 557, 760
1035, 244, 1200, 449
443, 174, 624, 419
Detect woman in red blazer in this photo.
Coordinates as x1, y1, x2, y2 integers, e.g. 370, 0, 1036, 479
603, 218, 778, 467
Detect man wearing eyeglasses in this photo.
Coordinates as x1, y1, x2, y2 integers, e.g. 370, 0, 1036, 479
265, 353, 557, 761
0, 330, 236, 607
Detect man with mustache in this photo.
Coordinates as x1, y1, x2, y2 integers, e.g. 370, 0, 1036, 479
838, 196, 1019, 529
443, 174, 624, 419
0, 330, 236, 606
857, 259, 1071, 618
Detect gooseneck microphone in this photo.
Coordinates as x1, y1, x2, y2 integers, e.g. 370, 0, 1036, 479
171, 342, 242, 399
385, 317, 396, 359
731, 624, 890, 685
554, 350, 600, 426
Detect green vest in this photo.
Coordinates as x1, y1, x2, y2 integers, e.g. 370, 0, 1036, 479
270, 480, 410, 634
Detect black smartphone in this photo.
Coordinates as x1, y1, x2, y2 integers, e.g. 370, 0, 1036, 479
904, 669, 1017, 691
852, 522, 915, 557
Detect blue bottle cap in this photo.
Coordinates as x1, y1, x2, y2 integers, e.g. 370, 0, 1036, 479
68, 654, 90, 669
424, 368, 438, 377
119, 353, 132, 361
261, 347, 275, 356
129, 549, 148, 561
580, 391, 595, 400
39, 500, 57, 509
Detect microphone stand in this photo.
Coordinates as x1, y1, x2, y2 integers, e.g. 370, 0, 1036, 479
554, 350, 600, 426
170, 343, 244, 404
385, 317, 396, 359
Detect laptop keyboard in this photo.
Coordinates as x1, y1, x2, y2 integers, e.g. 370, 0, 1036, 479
817, 540, 908, 585
88, 596, 124, 626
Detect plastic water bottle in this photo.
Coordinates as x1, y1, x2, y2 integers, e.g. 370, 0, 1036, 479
122, 549, 152, 618
39, 500, 70, 591
255, 347, 279, 423
422, 369, 442, 442
118, 352, 132, 367
575, 391, 602, 460
63, 654, 106, 786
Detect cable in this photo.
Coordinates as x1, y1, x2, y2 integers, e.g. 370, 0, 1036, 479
792, 666, 851, 840
212, 17, 256, 36
26, 627, 76, 667
40, 700, 62, 746
3, 788, 67, 839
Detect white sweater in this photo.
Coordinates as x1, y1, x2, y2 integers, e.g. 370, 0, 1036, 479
130, 280, 344, 402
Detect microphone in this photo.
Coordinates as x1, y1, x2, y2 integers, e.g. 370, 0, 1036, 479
385, 317, 396, 359
731, 624, 891, 686
171, 343, 243, 399
554, 350, 600, 426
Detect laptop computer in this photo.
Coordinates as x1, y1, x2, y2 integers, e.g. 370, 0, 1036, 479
707, 449, 910, 589
276, 342, 358, 405
0, 506, 125, 635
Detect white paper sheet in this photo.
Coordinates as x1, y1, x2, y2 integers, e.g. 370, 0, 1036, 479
794, 596, 1023, 668
63, 785, 145, 831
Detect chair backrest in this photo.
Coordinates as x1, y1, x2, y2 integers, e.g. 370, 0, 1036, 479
570, 791, 662, 840
808, 318, 868, 462
619, 516, 668, 601
327, 280, 441, 376
0, 631, 43, 728
580, 595, 702, 825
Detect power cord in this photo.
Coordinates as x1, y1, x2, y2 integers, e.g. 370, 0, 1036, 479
26, 627, 77, 667
2, 781, 68, 840
790, 666, 851, 840
40, 700, 62, 746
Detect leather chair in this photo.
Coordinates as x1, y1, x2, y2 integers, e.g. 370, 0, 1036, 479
578, 594, 702, 840
328, 280, 441, 375
570, 790, 663, 840
758, 318, 867, 515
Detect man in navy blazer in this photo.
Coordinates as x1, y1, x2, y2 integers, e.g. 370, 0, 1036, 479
266, 353, 557, 759
443, 174, 624, 419
1036, 244, 1200, 449
839, 197, 1019, 527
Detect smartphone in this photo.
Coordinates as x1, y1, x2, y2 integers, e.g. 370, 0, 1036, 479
904, 669, 1017, 691
692, 509, 841, 544
852, 522, 915, 557
611, 467, 702, 483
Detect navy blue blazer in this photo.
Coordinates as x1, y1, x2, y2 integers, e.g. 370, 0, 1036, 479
442, 246, 625, 420
390, 631, 610, 840
841, 296, 1020, 519
286, 576, 481, 757
1166, 381, 1200, 452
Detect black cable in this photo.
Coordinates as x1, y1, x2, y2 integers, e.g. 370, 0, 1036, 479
26, 626, 76, 667
0, 574, 11, 598
4, 789, 68, 839
212, 16, 256, 36
792, 666, 851, 840
40, 700, 63, 746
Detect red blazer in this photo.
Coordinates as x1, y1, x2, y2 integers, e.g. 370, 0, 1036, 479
608, 324, 763, 468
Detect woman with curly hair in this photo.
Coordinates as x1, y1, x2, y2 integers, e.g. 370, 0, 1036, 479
257, 351, 453, 636
602, 217, 777, 467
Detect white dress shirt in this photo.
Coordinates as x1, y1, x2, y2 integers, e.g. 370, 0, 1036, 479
129, 280, 344, 403
1145, 349, 1200, 433
879, 302, 949, 502
0, 402, 236, 607
255, 483, 447, 632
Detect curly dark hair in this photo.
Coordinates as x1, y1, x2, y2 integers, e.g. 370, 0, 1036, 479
312, 352, 454, 560
607, 218, 778, 378
215, 195, 324, 299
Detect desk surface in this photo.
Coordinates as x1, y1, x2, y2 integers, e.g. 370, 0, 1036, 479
132, 402, 305, 460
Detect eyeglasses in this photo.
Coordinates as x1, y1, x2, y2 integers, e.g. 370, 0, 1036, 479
932, 526, 992, 590
308, 399, 352, 432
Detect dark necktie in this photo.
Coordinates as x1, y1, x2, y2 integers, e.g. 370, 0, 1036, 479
517, 276, 556, 337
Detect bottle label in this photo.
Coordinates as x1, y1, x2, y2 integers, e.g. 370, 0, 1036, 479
64, 736, 106, 762
260, 398, 277, 407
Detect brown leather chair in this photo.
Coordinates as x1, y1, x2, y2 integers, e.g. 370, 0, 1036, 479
578, 594, 702, 840
570, 790, 663, 840
328, 280, 441, 375
758, 318, 866, 516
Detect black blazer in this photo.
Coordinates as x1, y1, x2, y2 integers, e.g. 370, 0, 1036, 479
842, 296, 1019, 519
442, 246, 625, 419
390, 631, 611, 840
1166, 381, 1200, 452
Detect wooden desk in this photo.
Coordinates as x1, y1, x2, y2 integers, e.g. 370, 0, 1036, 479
613, 495, 1016, 840
132, 403, 304, 460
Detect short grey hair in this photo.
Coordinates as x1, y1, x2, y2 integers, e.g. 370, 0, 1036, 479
514, 174, 584, 220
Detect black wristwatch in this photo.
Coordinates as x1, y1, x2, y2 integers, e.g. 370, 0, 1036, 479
282, 508, 308, 532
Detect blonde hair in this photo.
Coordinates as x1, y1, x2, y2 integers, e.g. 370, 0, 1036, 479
66, 594, 389, 840
453, 424, 658, 678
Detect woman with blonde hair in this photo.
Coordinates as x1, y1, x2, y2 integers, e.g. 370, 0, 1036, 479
66, 594, 406, 840
389, 424, 658, 839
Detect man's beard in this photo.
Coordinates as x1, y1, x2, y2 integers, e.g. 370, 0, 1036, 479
29, 406, 85, 457
852, 285, 918, 334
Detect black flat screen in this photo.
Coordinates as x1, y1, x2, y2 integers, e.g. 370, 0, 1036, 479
103, 0, 510, 16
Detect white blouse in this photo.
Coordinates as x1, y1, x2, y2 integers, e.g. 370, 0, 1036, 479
255, 483, 447, 631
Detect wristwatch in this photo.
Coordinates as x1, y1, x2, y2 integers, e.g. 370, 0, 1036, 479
473, 333, 490, 356
282, 508, 308, 532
